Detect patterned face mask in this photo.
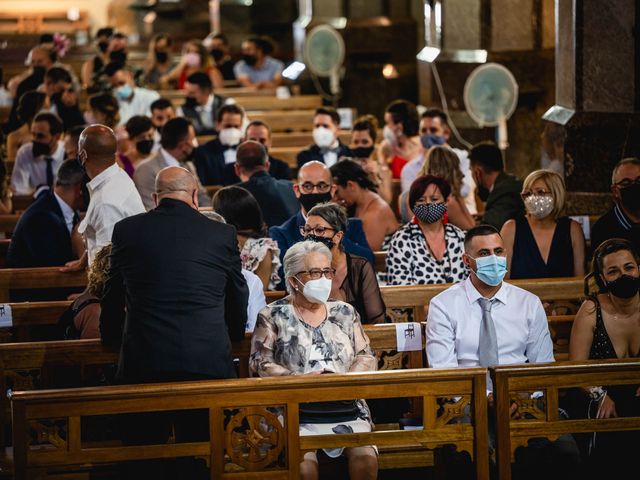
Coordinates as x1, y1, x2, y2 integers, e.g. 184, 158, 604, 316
524, 195, 554, 219
413, 202, 447, 224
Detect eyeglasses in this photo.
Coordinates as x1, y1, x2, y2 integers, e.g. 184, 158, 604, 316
299, 182, 331, 194
296, 268, 336, 280
521, 190, 552, 199
614, 178, 640, 189
300, 226, 335, 236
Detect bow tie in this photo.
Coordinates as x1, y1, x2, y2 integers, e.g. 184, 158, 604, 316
222, 145, 237, 152
320, 147, 340, 155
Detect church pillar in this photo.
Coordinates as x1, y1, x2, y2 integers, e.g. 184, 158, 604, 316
545, 0, 640, 200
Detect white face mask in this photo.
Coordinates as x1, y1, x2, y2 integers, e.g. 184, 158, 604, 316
524, 195, 554, 219
313, 127, 335, 148
218, 127, 243, 146
383, 125, 398, 145
297, 276, 332, 304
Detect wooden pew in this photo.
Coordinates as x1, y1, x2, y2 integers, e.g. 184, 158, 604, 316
170, 95, 323, 111
11, 366, 489, 479
490, 359, 640, 480
249, 109, 356, 133
159, 87, 277, 98
0, 215, 20, 235
0, 11, 90, 35
0, 268, 86, 302
271, 131, 352, 148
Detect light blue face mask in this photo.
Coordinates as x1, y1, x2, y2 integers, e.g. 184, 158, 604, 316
115, 83, 133, 100
470, 254, 507, 286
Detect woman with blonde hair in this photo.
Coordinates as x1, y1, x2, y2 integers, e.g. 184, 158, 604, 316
159, 39, 223, 90
501, 169, 585, 278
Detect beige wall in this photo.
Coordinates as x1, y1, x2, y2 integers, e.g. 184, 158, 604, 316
3, 0, 112, 34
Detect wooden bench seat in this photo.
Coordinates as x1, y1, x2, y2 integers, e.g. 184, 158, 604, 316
169, 95, 323, 111
10, 366, 489, 479
490, 358, 640, 480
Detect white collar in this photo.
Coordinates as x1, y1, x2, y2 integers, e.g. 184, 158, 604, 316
160, 147, 180, 167
87, 163, 120, 194
53, 191, 74, 224
196, 94, 215, 112
463, 275, 509, 306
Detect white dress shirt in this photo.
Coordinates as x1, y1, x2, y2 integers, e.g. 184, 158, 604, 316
79, 163, 145, 264
243, 269, 267, 333
53, 191, 75, 234
425, 276, 554, 388
117, 87, 161, 126
11, 141, 65, 195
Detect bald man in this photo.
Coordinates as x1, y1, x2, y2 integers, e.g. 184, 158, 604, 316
62, 124, 144, 272
100, 165, 248, 383
235, 140, 298, 227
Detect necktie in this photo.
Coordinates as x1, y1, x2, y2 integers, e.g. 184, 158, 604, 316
72, 211, 80, 229
477, 298, 499, 368
45, 157, 54, 187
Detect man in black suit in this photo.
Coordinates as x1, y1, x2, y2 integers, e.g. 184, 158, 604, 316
470, 141, 524, 230
235, 140, 299, 227
100, 165, 248, 382
223, 120, 291, 183
7, 159, 84, 268
296, 107, 351, 170
193, 104, 245, 186
177, 72, 230, 136
7, 159, 85, 302
100, 165, 248, 478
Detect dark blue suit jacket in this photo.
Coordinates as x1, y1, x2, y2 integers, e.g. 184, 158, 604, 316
194, 138, 229, 186
296, 141, 352, 169
7, 190, 74, 268
269, 211, 374, 289
239, 171, 299, 227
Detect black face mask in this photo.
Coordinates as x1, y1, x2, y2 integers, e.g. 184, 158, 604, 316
606, 274, 640, 299
350, 146, 374, 159
620, 182, 640, 213
98, 41, 109, 53
184, 96, 198, 108
210, 48, 224, 62
155, 51, 168, 63
32, 141, 51, 158
299, 192, 332, 213
109, 49, 127, 64
477, 184, 490, 202
243, 54, 257, 66
32, 66, 46, 78
136, 139, 154, 155
306, 234, 335, 250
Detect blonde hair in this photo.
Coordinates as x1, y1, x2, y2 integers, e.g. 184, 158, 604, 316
521, 169, 566, 219
418, 146, 464, 197
88, 244, 112, 298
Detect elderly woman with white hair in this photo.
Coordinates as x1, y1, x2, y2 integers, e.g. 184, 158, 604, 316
249, 240, 378, 480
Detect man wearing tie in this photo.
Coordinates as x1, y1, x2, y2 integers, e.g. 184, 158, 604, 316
7, 159, 84, 275
297, 107, 351, 169
10, 112, 65, 195
193, 104, 245, 186
177, 72, 232, 135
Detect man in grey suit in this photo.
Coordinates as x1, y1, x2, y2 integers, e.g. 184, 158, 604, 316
133, 117, 211, 210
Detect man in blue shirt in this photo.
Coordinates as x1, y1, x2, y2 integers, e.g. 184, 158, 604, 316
234, 36, 283, 89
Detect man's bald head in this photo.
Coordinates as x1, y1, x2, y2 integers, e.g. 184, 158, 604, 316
298, 160, 332, 184
78, 125, 117, 177
153, 166, 199, 209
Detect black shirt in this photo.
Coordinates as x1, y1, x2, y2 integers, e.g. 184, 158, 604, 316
590, 204, 640, 256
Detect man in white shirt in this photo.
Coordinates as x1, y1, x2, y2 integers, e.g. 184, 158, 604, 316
296, 107, 351, 170
104, 62, 160, 126
426, 224, 554, 387
134, 117, 211, 210
62, 124, 145, 271
401, 109, 476, 214
11, 112, 65, 195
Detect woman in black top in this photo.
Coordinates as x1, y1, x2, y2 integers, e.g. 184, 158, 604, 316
501, 169, 585, 279
302, 202, 387, 324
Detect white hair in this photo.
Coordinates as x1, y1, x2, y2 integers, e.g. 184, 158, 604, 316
283, 241, 332, 295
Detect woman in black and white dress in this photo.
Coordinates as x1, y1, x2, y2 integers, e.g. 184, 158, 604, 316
386, 175, 468, 286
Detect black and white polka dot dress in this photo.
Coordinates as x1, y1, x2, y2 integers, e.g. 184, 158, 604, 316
385, 222, 468, 286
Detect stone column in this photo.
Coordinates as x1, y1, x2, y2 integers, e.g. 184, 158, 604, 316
545, 0, 640, 197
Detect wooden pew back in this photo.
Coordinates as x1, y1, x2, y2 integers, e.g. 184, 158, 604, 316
11, 366, 489, 479
490, 359, 640, 480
